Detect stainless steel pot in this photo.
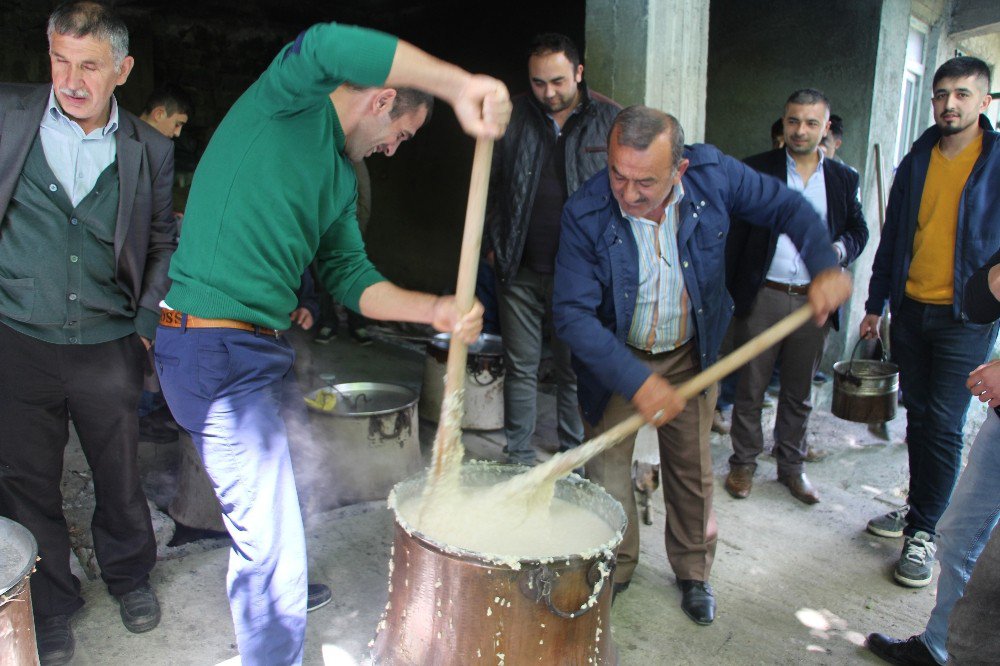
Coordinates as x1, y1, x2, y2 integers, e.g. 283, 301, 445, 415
1, 516, 39, 666
832, 339, 899, 424
419, 333, 505, 430
302, 382, 422, 510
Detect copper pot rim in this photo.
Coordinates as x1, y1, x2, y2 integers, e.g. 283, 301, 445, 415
387, 462, 626, 567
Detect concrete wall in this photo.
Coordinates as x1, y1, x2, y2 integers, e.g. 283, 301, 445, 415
705, 0, 902, 369
585, 0, 710, 141
705, 0, 884, 169
955, 33, 1000, 79
950, 0, 1000, 37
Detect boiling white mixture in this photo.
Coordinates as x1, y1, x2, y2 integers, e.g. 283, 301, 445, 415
397, 491, 616, 558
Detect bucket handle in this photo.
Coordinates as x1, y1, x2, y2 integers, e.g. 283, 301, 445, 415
843, 337, 886, 386
469, 357, 504, 386
518, 554, 616, 619
369, 410, 412, 445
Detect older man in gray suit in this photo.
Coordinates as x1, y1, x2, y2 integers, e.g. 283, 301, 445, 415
0, 2, 175, 664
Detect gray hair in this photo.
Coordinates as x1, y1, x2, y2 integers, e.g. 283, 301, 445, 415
48, 1, 130, 69
609, 105, 686, 168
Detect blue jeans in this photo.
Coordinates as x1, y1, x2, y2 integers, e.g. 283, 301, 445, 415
891, 297, 997, 537
919, 408, 1000, 663
155, 324, 307, 666
497, 266, 583, 464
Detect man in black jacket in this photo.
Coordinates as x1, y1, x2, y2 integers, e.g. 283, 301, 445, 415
485, 33, 619, 465
724, 89, 868, 504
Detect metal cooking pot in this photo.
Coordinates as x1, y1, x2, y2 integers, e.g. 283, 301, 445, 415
1, 516, 39, 666
832, 339, 899, 424
372, 463, 625, 665
301, 382, 422, 511
420, 333, 505, 430
426, 332, 505, 383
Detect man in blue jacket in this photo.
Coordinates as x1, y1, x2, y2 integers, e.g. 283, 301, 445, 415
860, 56, 999, 590
553, 106, 851, 625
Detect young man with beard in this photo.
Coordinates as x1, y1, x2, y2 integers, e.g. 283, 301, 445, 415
155, 21, 509, 665
724, 89, 868, 505
486, 33, 619, 466
861, 56, 999, 589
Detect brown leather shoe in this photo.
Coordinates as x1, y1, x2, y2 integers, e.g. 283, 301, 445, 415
804, 446, 830, 462
724, 465, 755, 499
711, 409, 731, 435
779, 473, 820, 504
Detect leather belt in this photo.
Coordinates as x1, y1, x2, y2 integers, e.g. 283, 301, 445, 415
159, 309, 281, 337
763, 279, 809, 296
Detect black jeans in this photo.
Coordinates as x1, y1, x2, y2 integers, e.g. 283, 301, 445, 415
891, 298, 998, 537
0, 323, 155, 617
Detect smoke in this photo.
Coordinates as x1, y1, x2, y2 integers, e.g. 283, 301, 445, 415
287, 399, 420, 531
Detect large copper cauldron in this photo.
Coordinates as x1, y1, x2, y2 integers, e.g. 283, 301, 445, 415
371, 463, 626, 665
1, 516, 40, 665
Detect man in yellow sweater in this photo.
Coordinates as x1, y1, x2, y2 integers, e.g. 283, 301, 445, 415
861, 56, 998, 590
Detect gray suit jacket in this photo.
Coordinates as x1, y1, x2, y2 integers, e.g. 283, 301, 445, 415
0, 83, 176, 338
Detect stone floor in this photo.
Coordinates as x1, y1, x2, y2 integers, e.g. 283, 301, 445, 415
45, 325, 993, 665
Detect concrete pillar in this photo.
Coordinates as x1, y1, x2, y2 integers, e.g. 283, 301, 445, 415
950, 0, 1000, 37
585, 0, 710, 141
835, 0, 911, 369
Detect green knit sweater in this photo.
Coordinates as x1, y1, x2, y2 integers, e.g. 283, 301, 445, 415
165, 23, 397, 329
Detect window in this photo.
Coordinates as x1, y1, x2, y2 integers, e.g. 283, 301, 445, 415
894, 20, 928, 166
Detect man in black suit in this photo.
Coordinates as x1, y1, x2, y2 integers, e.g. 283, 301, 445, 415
0, 3, 175, 663
723, 89, 868, 504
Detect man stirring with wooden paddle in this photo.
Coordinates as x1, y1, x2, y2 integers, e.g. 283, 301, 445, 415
154, 22, 509, 666
553, 106, 851, 626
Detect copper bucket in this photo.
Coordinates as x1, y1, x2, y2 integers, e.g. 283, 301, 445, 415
371, 463, 625, 665
1, 516, 40, 665
832, 339, 899, 424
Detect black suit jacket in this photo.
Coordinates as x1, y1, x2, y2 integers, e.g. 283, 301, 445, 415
0, 83, 176, 338
725, 148, 868, 330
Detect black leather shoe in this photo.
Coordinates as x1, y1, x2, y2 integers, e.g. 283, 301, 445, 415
866, 633, 938, 665
36, 614, 74, 666
117, 582, 161, 633
307, 583, 332, 612
678, 579, 715, 625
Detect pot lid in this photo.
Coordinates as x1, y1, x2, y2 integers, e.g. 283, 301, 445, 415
428, 332, 503, 356
0, 516, 38, 594
306, 382, 418, 417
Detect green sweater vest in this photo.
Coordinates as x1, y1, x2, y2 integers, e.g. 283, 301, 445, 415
166, 23, 397, 330
0, 134, 135, 344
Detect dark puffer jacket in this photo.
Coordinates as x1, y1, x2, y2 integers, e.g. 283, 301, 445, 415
485, 82, 620, 284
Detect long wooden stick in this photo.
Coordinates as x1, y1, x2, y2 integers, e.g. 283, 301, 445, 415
873, 144, 887, 231
491, 304, 815, 500
429, 138, 494, 484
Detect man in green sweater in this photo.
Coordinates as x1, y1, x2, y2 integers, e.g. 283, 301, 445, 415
154, 21, 509, 666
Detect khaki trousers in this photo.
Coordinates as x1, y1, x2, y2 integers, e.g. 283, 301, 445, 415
585, 341, 718, 583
